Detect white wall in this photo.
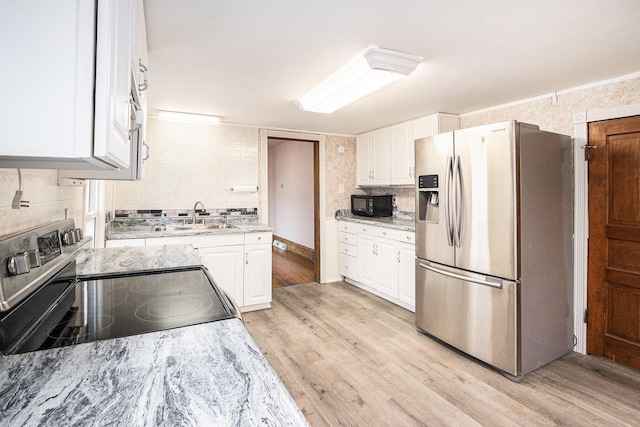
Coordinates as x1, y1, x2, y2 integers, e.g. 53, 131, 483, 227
268, 139, 314, 249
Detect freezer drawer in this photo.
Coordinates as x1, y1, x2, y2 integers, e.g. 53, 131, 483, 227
415, 260, 519, 376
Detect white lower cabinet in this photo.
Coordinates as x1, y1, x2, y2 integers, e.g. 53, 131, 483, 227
339, 220, 415, 312
105, 238, 146, 247
244, 241, 272, 308
109, 231, 272, 312
198, 245, 244, 306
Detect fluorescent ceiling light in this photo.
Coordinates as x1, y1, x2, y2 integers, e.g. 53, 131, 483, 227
297, 47, 423, 114
158, 111, 221, 125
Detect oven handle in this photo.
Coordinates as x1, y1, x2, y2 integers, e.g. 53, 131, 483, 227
220, 288, 243, 321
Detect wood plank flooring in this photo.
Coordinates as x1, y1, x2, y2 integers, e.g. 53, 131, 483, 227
272, 247, 315, 288
243, 281, 640, 426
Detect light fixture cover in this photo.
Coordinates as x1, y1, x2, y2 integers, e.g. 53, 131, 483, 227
297, 47, 423, 114
158, 110, 221, 125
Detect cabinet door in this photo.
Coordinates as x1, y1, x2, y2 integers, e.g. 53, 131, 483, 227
357, 234, 376, 287
356, 133, 373, 185
94, 0, 134, 169
390, 122, 414, 185
199, 245, 244, 307
397, 241, 416, 311
105, 238, 145, 247
371, 128, 391, 185
244, 243, 272, 307
376, 238, 399, 299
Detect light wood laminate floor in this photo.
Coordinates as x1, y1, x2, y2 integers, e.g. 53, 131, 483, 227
243, 281, 640, 426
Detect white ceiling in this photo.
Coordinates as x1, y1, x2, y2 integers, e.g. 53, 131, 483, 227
143, 0, 640, 135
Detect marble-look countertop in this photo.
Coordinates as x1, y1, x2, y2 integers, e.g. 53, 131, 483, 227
75, 244, 203, 277
0, 319, 309, 426
105, 220, 272, 240
337, 212, 415, 232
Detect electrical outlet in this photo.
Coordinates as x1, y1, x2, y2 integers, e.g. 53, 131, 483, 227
338, 184, 344, 194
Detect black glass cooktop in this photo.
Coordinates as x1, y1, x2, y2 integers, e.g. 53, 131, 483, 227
6, 265, 235, 355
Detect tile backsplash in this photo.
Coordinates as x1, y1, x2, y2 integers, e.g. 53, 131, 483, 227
113, 117, 259, 211
0, 169, 83, 237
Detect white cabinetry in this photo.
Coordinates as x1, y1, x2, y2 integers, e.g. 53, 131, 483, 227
390, 121, 415, 185
0, 1, 140, 171
338, 221, 358, 280
243, 233, 272, 308
338, 220, 416, 311
59, 0, 149, 181
106, 231, 272, 311
357, 128, 391, 186
356, 113, 459, 188
105, 238, 146, 248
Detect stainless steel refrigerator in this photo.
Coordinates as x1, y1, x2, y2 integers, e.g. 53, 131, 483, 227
415, 120, 573, 381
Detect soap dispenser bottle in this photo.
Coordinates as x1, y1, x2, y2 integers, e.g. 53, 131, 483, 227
159, 213, 167, 226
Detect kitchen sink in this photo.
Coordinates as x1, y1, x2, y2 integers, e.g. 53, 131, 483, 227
151, 224, 233, 232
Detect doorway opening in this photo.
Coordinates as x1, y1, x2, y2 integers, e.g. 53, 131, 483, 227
267, 136, 320, 288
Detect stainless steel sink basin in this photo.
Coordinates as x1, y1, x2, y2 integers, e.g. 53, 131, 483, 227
151, 223, 233, 232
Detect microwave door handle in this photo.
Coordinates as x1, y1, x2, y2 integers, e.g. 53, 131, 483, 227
444, 156, 454, 247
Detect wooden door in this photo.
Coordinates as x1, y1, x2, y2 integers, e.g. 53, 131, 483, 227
587, 115, 640, 370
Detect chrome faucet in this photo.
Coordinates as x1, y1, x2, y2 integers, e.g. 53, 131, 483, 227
192, 201, 205, 225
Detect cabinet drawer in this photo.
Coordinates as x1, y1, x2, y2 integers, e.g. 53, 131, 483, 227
149, 233, 244, 247
339, 231, 358, 246
244, 232, 272, 245
339, 242, 357, 256
357, 224, 415, 244
338, 221, 358, 234
339, 253, 358, 280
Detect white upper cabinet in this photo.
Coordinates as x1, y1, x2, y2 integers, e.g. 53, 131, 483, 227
357, 113, 459, 188
390, 121, 414, 186
0, 0, 140, 171
357, 128, 391, 186
59, 0, 149, 181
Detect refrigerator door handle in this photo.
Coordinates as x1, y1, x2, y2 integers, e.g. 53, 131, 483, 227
418, 262, 503, 289
453, 155, 464, 248
445, 156, 454, 247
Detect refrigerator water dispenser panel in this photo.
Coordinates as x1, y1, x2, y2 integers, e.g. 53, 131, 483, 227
419, 174, 438, 189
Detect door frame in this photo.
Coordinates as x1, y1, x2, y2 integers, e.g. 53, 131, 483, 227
260, 129, 326, 283
572, 102, 640, 354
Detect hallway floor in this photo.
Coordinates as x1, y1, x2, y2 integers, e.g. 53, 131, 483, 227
272, 247, 314, 288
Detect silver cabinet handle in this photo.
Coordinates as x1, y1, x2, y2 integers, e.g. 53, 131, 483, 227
138, 59, 149, 92
245, 253, 249, 265
129, 97, 143, 135
142, 142, 150, 161
397, 251, 400, 263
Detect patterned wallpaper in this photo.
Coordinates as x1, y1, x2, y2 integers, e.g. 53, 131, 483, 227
324, 134, 358, 217
0, 169, 83, 237
461, 76, 640, 134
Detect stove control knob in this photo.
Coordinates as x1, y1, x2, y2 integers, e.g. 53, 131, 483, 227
74, 228, 83, 241
26, 249, 41, 268
7, 252, 30, 276
63, 231, 76, 245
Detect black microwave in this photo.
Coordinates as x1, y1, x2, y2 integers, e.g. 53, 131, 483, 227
351, 195, 393, 217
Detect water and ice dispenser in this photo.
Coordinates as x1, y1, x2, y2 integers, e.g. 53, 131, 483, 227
418, 174, 439, 223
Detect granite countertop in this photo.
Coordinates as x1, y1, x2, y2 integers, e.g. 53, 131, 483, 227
337, 211, 416, 232
105, 219, 272, 240
75, 244, 203, 277
0, 245, 308, 426
0, 319, 308, 426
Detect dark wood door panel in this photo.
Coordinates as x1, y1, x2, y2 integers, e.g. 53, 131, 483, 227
588, 115, 640, 371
